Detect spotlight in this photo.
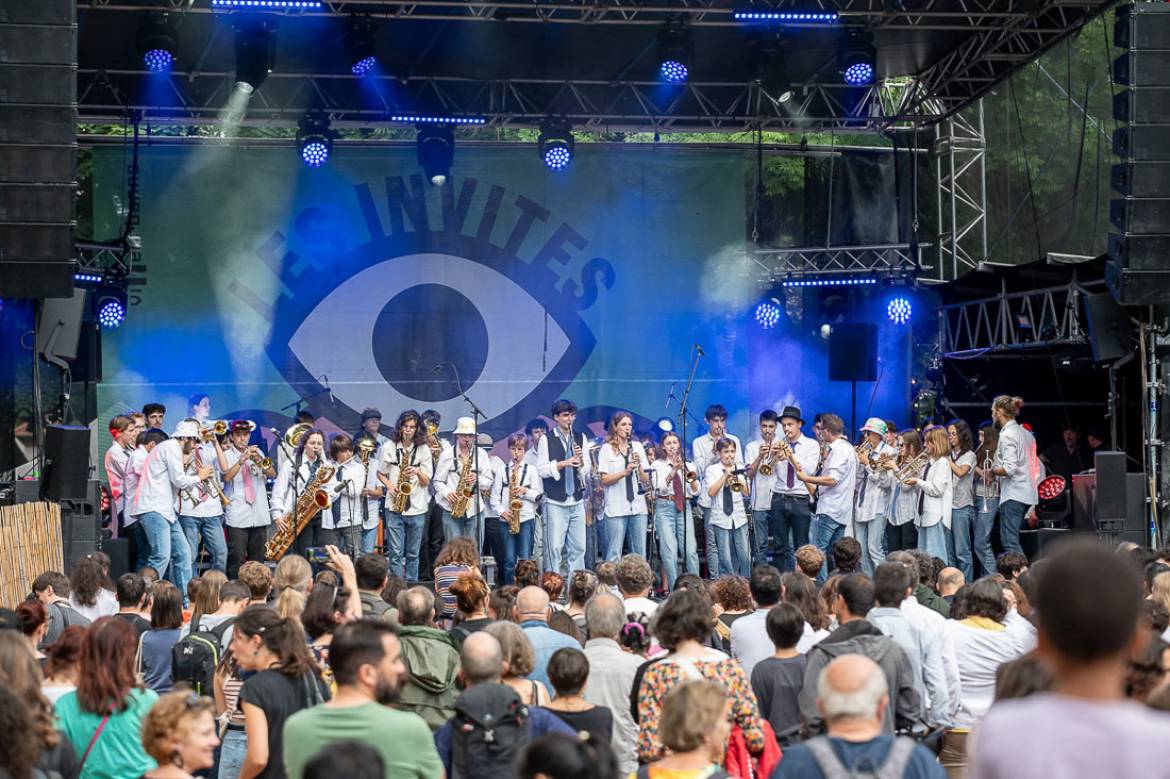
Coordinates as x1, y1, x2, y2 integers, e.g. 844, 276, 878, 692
345, 15, 378, 76
233, 18, 275, 93
887, 295, 912, 325
417, 124, 454, 187
657, 22, 693, 84
755, 299, 781, 330
838, 31, 876, 85
539, 121, 574, 171
297, 113, 333, 168
95, 288, 128, 329
138, 12, 178, 74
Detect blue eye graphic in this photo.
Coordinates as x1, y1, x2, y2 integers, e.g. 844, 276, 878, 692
267, 229, 603, 432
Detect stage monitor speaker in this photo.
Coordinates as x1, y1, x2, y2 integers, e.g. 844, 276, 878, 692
1093, 450, 1128, 522
1083, 292, 1133, 363
828, 323, 877, 382
0, 0, 77, 300
60, 480, 101, 573
43, 425, 90, 501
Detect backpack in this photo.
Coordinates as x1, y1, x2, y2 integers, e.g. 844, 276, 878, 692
804, 736, 917, 779
171, 619, 234, 696
450, 684, 530, 779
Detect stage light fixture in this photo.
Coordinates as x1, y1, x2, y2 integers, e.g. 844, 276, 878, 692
233, 18, 275, 93
755, 299, 781, 330
887, 295, 912, 325
95, 289, 128, 329
657, 22, 693, 84
417, 124, 455, 187
345, 15, 378, 76
733, 10, 838, 24
138, 12, 178, 74
297, 114, 333, 168
539, 121, 574, 171
838, 31, 876, 86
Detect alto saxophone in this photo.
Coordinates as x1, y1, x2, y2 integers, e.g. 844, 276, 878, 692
265, 464, 335, 561
390, 445, 415, 514
450, 450, 477, 518
507, 462, 523, 534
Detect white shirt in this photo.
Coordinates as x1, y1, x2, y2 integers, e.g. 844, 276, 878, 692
123, 446, 150, 526
745, 438, 779, 511
917, 455, 954, 529
704, 462, 749, 529
994, 420, 1040, 505
492, 459, 543, 523
693, 432, 743, 509
130, 439, 204, 522
772, 434, 820, 498
331, 456, 382, 529
378, 441, 433, 516
177, 442, 224, 519
220, 447, 272, 529
598, 440, 651, 517
536, 428, 593, 506
435, 446, 495, 514
271, 455, 332, 520
103, 442, 133, 517
814, 437, 857, 526
649, 459, 700, 500
855, 442, 897, 522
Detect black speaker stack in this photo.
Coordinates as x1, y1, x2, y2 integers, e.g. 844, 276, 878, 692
1110, 2, 1170, 305
0, 0, 78, 298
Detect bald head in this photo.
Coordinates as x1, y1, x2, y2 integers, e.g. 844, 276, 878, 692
515, 586, 550, 622
937, 567, 965, 597
460, 631, 504, 685
816, 654, 888, 726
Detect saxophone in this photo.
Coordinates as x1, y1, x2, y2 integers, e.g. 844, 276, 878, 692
507, 462, 523, 534
265, 463, 336, 561
390, 445, 415, 515
450, 449, 477, 518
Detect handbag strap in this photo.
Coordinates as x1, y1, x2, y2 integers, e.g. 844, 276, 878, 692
79, 712, 112, 771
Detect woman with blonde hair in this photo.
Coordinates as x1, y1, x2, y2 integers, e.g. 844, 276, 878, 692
140, 692, 220, 779
484, 620, 550, 706
0, 632, 78, 776
639, 680, 732, 778
904, 426, 954, 562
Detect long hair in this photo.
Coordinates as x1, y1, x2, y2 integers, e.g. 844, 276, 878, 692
233, 605, 319, 678
898, 429, 923, 466
604, 411, 633, 447
76, 617, 142, 714
392, 410, 427, 448
948, 419, 975, 456
0, 633, 58, 751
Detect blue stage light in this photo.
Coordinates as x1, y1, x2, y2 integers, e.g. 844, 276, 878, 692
97, 297, 126, 329
390, 114, 487, 125
143, 48, 174, 73
755, 300, 781, 329
843, 62, 874, 85
659, 59, 688, 84
732, 10, 838, 23
887, 296, 912, 325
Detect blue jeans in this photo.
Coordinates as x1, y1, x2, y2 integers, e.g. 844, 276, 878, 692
178, 514, 227, 578
853, 516, 887, 576
387, 511, 425, 581
544, 501, 586, 575
751, 509, 771, 565
605, 513, 647, 561
811, 513, 844, 583
139, 512, 193, 600
948, 505, 975, 580
769, 493, 813, 572
704, 507, 720, 578
442, 509, 484, 553
974, 497, 999, 577
218, 728, 247, 779
502, 519, 536, 584
917, 522, 948, 561
713, 525, 751, 577
655, 499, 699, 589
999, 499, 1027, 556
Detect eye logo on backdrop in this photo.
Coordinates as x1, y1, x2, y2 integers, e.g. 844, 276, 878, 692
242, 175, 616, 434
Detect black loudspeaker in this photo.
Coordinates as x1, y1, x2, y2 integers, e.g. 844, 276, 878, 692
60, 480, 101, 572
43, 425, 90, 501
1083, 292, 1133, 363
1093, 450, 1129, 522
0, 0, 77, 299
828, 323, 878, 382
1109, 3, 1170, 304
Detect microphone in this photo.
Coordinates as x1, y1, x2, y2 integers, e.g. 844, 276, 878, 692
694, 343, 706, 357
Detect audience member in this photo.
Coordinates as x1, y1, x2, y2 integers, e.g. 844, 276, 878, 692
113, 573, 152, 636
517, 733, 619, 779
730, 565, 783, 676
750, 602, 806, 746
582, 593, 643, 776
710, 575, 753, 654
354, 554, 398, 624
776, 655, 945, 778
543, 647, 614, 745
138, 581, 184, 693
41, 625, 83, 704
799, 574, 921, 735
616, 555, 658, 617
394, 587, 460, 730
56, 617, 159, 779
832, 537, 863, 575
971, 540, 1170, 778
448, 573, 492, 644
140, 691, 219, 779
636, 681, 737, 779
485, 620, 551, 706
515, 586, 580, 692
282, 620, 442, 779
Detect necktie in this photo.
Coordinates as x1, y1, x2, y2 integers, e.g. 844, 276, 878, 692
624, 448, 634, 503
722, 480, 734, 516
918, 461, 931, 514
241, 451, 256, 504
672, 468, 685, 512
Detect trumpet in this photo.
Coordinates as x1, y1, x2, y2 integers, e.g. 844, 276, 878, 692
201, 420, 228, 441
895, 451, 930, 483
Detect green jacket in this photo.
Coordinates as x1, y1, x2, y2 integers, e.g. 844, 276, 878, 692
915, 584, 951, 618
397, 625, 462, 731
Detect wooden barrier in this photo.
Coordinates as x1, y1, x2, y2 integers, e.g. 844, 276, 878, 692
0, 502, 63, 607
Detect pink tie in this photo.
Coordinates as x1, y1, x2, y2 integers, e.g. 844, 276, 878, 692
241, 454, 256, 504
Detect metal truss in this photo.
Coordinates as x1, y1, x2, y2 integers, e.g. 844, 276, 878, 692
935, 99, 987, 282
750, 242, 926, 283
940, 279, 1106, 358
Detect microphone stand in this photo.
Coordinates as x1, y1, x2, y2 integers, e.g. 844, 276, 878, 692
677, 344, 704, 578
445, 363, 487, 548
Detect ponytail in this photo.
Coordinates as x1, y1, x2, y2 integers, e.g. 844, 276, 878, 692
233, 605, 319, 679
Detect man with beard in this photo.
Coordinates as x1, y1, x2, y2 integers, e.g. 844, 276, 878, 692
282, 620, 443, 779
